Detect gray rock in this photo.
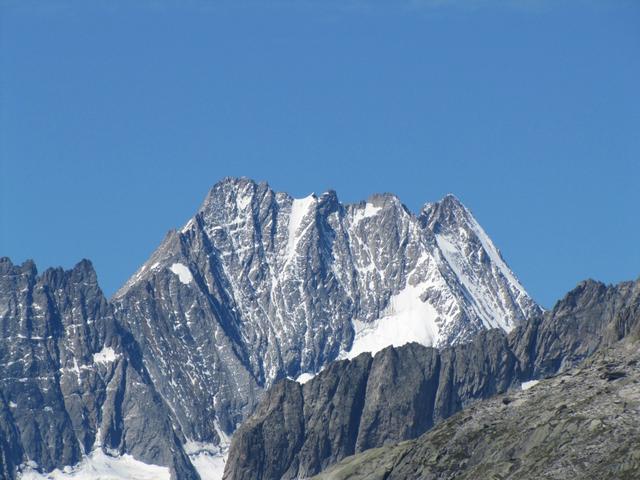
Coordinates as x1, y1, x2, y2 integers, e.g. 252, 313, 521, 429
223, 331, 519, 480
510, 278, 640, 379
355, 343, 440, 452
315, 336, 640, 480
0, 393, 23, 479
224, 379, 304, 480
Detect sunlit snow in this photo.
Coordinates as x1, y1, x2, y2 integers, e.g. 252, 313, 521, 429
466, 212, 527, 298
436, 234, 502, 328
295, 372, 316, 384
521, 380, 539, 390
19, 450, 170, 480
344, 283, 440, 359
236, 193, 252, 211
285, 195, 316, 263
93, 347, 118, 365
353, 203, 382, 223
184, 423, 230, 480
185, 443, 227, 480
170, 263, 193, 285
190, 453, 227, 480
181, 218, 195, 233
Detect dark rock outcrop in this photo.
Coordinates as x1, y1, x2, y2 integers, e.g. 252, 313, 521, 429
315, 337, 640, 480
224, 333, 519, 480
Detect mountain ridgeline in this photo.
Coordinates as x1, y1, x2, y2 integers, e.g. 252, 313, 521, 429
111, 177, 539, 443
0, 176, 573, 479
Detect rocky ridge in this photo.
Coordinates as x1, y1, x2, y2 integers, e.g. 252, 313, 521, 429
314, 333, 640, 480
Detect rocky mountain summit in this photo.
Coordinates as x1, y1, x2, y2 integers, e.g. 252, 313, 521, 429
1, 176, 636, 480
113, 177, 539, 442
0, 177, 541, 479
223, 277, 640, 479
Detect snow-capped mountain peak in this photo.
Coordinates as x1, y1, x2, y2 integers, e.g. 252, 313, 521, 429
421, 194, 534, 332
112, 177, 541, 451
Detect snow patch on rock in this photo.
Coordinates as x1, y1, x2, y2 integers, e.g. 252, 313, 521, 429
344, 283, 441, 359
184, 423, 230, 480
236, 193, 252, 211
189, 450, 227, 480
353, 203, 382, 223
19, 449, 170, 480
436, 232, 517, 332
285, 195, 316, 263
181, 219, 195, 233
93, 347, 119, 365
465, 210, 527, 299
295, 372, 316, 384
184, 443, 227, 480
170, 263, 193, 285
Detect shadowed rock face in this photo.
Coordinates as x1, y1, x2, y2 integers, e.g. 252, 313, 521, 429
0, 258, 198, 480
315, 337, 640, 480
223, 278, 640, 480
224, 333, 517, 480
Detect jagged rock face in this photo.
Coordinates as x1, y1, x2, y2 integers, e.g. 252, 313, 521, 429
511, 278, 640, 379
0, 392, 22, 479
227, 345, 444, 480
314, 338, 640, 480
0, 258, 198, 480
113, 177, 540, 441
223, 278, 640, 480
223, 332, 517, 480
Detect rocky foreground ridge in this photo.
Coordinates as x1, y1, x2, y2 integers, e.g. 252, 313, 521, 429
314, 333, 640, 480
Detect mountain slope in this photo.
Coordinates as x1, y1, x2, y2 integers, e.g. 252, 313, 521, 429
112, 177, 540, 448
223, 277, 640, 479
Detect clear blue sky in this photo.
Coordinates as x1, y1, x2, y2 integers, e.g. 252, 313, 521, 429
1, 0, 638, 308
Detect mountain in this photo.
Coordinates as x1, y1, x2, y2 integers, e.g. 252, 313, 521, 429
0, 177, 540, 479
222, 277, 640, 479
112, 177, 539, 445
0, 258, 198, 479
314, 328, 640, 479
